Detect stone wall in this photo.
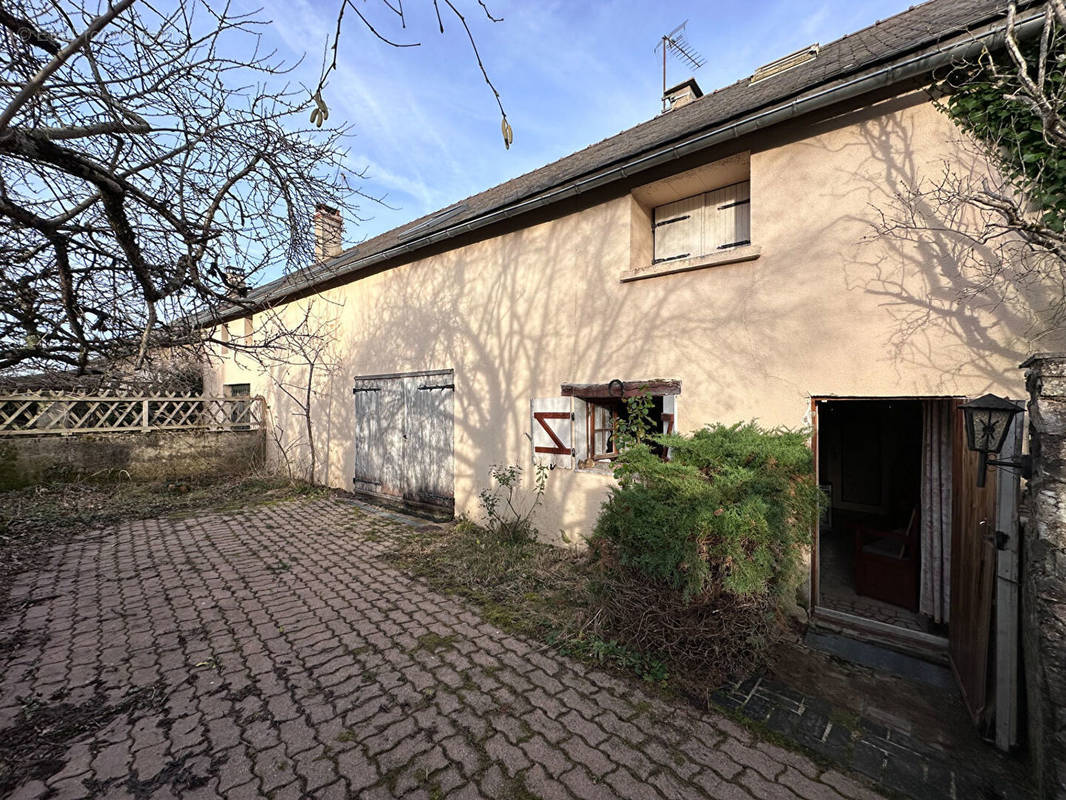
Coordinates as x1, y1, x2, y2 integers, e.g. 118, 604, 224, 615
1021, 353, 1066, 800
0, 429, 264, 489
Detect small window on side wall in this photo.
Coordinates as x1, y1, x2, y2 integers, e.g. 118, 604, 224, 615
653, 181, 750, 264
224, 383, 251, 429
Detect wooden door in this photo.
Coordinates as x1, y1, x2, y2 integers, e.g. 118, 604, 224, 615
401, 375, 454, 511
994, 413, 1024, 750
351, 371, 454, 513
352, 379, 383, 495
949, 399, 999, 727
377, 378, 407, 498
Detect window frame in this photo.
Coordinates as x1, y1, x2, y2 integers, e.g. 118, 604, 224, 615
587, 399, 625, 462
224, 383, 252, 429
559, 381, 680, 469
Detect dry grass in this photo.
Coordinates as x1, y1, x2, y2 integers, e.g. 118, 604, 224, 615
382, 520, 675, 684
591, 567, 778, 691
382, 519, 790, 689
383, 519, 593, 644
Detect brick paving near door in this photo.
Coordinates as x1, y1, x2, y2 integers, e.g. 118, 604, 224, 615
0, 496, 886, 800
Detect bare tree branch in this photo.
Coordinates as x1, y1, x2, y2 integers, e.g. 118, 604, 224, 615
870, 2, 1066, 347
0, 0, 354, 375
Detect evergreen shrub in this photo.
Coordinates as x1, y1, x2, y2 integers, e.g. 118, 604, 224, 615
590, 420, 822, 684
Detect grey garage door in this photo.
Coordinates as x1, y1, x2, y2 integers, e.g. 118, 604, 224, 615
352, 369, 454, 514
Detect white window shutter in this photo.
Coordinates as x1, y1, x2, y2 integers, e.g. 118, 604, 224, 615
572, 398, 588, 465
734, 181, 751, 247
705, 182, 751, 251
531, 397, 573, 469
661, 395, 677, 462
653, 195, 703, 263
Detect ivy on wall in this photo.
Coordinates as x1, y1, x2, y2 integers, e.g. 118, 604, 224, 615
939, 16, 1066, 232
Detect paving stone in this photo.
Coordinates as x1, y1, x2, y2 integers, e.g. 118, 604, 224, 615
640, 739, 700, 780
722, 737, 787, 781
6, 780, 48, 800
335, 748, 380, 793
691, 769, 753, 800
779, 766, 848, 800
522, 764, 577, 800
756, 741, 821, 780
558, 765, 617, 800
558, 709, 609, 746
0, 496, 891, 800
739, 767, 804, 800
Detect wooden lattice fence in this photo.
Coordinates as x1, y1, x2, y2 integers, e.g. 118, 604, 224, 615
0, 391, 265, 436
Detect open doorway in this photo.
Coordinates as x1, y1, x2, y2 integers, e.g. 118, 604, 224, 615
816, 399, 947, 636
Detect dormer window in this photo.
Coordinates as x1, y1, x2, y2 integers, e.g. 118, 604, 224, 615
652, 181, 751, 264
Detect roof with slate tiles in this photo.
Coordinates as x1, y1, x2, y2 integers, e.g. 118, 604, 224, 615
228, 0, 1032, 313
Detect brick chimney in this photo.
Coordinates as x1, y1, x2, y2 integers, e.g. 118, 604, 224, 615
224, 269, 248, 299
313, 204, 343, 261
662, 77, 702, 113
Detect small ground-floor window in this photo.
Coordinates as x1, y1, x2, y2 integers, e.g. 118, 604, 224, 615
531, 380, 679, 471
224, 382, 252, 429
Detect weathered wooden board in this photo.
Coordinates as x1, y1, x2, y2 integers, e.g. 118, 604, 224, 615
949, 398, 998, 728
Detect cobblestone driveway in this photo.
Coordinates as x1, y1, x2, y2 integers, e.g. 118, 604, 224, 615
0, 498, 885, 799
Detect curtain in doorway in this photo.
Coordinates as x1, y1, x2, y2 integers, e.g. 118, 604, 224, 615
920, 400, 952, 623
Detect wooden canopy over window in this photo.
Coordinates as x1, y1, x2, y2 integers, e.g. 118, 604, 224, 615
560, 380, 681, 399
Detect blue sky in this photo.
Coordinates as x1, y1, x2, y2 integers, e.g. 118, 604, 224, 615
244, 0, 913, 248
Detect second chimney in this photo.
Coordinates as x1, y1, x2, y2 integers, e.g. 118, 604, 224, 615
314, 204, 343, 261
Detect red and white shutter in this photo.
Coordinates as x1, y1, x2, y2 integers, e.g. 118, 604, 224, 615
653, 195, 703, 263
531, 397, 573, 469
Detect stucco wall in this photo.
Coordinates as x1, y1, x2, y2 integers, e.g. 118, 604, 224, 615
207, 91, 1062, 542
0, 429, 264, 488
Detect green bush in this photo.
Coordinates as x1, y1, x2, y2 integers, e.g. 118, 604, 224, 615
593, 421, 820, 602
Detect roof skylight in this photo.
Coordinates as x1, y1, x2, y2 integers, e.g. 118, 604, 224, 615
750, 44, 820, 84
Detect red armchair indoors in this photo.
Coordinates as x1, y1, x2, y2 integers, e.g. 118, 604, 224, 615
854, 508, 920, 611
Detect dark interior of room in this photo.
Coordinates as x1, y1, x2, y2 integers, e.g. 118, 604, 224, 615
817, 399, 937, 633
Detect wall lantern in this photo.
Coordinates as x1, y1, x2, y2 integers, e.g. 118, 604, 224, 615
959, 394, 1031, 487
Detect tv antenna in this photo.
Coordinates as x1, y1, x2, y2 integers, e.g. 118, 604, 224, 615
655, 21, 706, 110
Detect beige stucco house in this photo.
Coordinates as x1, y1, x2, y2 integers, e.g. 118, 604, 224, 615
205, 0, 1062, 757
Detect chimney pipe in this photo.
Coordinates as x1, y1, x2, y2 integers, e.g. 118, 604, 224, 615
314, 204, 343, 261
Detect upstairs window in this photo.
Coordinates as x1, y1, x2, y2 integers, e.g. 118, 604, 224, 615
653, 180, 750, 264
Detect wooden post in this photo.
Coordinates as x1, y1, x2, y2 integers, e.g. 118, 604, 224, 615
142, 398, 149, 432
